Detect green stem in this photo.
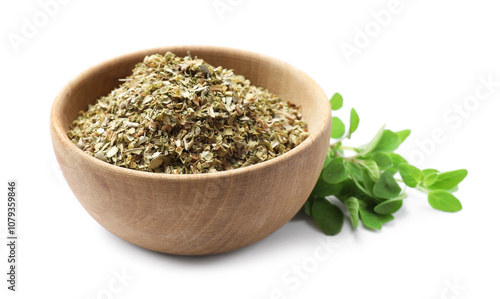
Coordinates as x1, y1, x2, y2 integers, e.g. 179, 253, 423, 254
416, 185, 429, 194
339, 145, 358, 152
396, 179, 429, 194
330, 137, 346, 149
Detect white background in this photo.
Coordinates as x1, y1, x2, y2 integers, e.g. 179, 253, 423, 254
1, 0, 499, 298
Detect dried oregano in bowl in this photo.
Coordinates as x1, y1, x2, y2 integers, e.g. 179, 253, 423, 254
68, 52, 309, 174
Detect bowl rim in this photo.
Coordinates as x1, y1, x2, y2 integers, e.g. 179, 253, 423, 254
50, 45, 330, 181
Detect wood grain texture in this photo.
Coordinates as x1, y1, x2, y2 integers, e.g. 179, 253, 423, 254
50, 46, 331, 255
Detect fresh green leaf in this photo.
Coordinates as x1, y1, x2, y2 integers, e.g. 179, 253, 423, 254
422, 169, 438, 176
395, 129, 411, 143
331, 117, 346, 139
426, 169, 468, 191
374, 198, 403, 215
323, 148, 336, 168
344, 197, 360, 229
304, 198, 313, 216
423, 172, 438, 187
373, 130, 401, 153
378, 213, 395, 223
358, 125, 385, 157
387, 153, 408, 172
373, 152, 393, 170
428, 191, 462, 212
347, 108, 359, 138
360, 160, 380, 181
332, 179, 355, 200
311, 197, 344, 235
359, 208, 382, 230
346, 161, 363, 181
360, 169, 375, 196
399, 163, 424, 188
373, 171, 402, 200
323, 157, 350, 184
330, 93, 343, 111
310, 176, 338, 197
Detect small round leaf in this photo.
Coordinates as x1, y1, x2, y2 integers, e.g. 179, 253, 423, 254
344, 197, 360, 229
426, 169, 468, 191
330, 93, 343, 110
399, 163, 424, 188
373, 130, 401, 153
359, 208, 382, 230
361, 160, 380, 181
395, 129, 411, 143
373, 152, 393, 170
428, 191, 462, 212
311, 197, 344, 235
331, 117, 345, 139
374, 199, 403, 215
373, 171, 402, 199
347, 108, 359, 138
322, 157, 350, 184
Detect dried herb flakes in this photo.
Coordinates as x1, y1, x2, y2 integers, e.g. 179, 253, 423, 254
68, 52, 309, 174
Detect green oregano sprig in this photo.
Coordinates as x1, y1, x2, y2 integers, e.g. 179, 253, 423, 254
305, 93, 467, 235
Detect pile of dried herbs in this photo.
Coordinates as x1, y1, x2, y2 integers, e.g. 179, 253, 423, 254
68, 52, 309, 174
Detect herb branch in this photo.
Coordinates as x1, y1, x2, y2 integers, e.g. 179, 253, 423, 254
305, 93, 467, 235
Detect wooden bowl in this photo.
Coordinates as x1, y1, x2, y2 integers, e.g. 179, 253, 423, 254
50, 46, 331, 255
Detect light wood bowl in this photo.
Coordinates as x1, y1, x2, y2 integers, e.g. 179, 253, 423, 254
50, 46, 331, 255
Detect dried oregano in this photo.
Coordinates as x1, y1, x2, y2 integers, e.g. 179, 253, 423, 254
68, 52, 309, 174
